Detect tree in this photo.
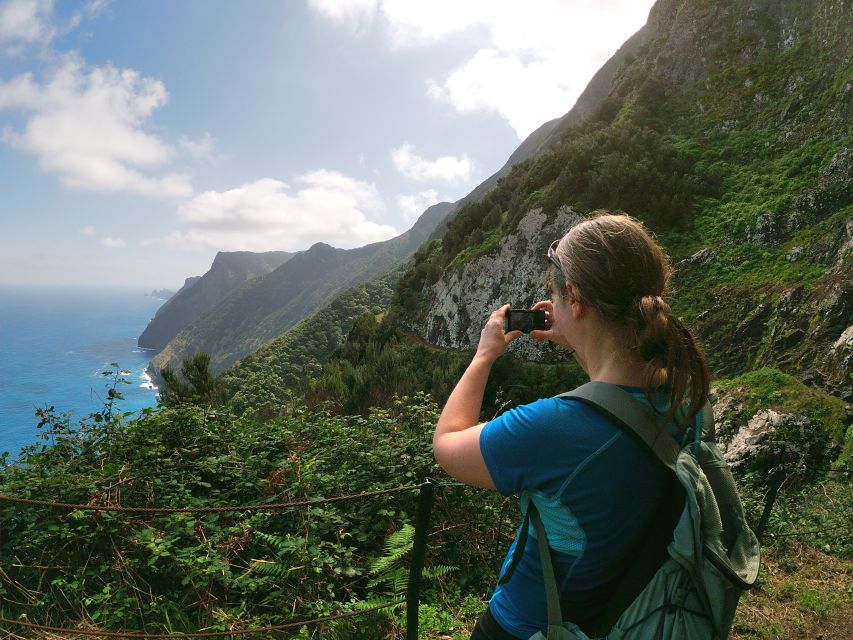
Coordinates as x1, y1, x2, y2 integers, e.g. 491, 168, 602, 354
158, 352, 227, 407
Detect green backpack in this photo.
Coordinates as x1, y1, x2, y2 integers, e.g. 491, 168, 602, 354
499, 381, 761, 640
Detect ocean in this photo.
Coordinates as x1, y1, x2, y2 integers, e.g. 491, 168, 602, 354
0, 285, 164, 457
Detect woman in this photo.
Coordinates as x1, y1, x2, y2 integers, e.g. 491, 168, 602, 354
432, 212, 710, 639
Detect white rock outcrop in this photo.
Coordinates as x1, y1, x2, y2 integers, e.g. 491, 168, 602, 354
722, 409, 782, 466
422, 206, 582, 361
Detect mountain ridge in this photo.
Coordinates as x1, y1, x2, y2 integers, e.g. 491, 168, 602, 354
149, 201, 455, 374
138, 250, 293, 351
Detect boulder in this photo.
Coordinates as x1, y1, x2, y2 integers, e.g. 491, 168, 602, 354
721, 409, 782, 467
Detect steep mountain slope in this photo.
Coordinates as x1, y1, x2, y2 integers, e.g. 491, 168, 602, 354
394, 0, 851, 399
138, 251, 293, 351
220, 267, 402, 419
286, 0, 849, 424
429, 21, 650, 240
150, 202, 454, 374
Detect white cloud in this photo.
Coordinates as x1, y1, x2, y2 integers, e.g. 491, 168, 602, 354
426, 48, 582, 141
0, 0, 106, 47
308, 0, 377, 36
0, 0, 54, 43
310, 0, 655, 139
156, 171, 399, 252
179, 132, 216, 161
0, 53, 192, 197
80, 225, 128, 248
85, 0, 109, 17
391, 143, 472, 182
100, 236, 125, 248
309, 0, 487, 46
397, 189, 440, 223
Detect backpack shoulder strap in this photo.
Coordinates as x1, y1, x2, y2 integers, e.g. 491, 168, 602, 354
529, 502, 565, 631
558, 381, 682, 470
498, 501, 566, 633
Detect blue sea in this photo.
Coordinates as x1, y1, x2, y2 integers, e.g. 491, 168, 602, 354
0, 286, 164, 457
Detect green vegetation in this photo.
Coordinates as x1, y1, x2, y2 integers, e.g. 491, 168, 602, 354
3, 359, 849, 638
304, 311, 585, 415
712, 369, 852, 560
159, 351, 228, 407
0, 371, 517, 637
714, 368, 848, 442
221, 271, 399, 420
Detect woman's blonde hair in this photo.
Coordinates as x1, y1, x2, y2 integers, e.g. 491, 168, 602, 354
549, 210, 710, 425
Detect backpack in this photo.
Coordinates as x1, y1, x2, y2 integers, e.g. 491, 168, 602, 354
498, 381, 761, 640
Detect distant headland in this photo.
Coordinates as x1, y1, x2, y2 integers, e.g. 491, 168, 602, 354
148, 288, 175, 300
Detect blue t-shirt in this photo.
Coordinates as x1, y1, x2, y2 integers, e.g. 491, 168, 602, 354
479, 387, 673, 638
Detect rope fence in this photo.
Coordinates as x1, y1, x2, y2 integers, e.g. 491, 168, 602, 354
0, 600, 404, 638
0, 469, 847, 637
0, 479, 449, 639
0, 484, 421, 514
764, 520, 853, 539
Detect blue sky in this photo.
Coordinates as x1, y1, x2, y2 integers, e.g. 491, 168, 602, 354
0, 0, 654, 289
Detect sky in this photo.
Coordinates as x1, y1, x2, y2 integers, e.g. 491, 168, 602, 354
0, 0, 655, 290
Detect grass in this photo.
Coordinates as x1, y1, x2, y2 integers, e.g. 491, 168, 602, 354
732, 543, 853, 639
714, 368, 849, 441
445, 225, 506, 274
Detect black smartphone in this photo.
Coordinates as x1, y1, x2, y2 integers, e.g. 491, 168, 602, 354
503, 309, 546, 333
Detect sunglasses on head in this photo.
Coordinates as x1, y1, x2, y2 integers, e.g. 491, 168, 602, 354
547, 239, 571, 284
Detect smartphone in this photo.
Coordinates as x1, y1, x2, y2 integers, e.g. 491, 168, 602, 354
503, 309, 546, 333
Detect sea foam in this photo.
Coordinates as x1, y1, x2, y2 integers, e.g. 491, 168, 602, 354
140, 369, 157, 390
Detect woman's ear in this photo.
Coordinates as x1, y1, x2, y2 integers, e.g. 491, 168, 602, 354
566, 285, 585, 318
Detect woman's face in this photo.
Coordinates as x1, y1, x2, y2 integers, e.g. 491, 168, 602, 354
548, 279, 578, 343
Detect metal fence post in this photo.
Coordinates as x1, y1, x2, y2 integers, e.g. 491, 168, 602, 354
407, 479, 435, 640
755, 466, 785, 541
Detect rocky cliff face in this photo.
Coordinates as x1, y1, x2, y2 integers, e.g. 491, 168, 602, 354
642, 0, 848, 85
420, 207, 580, 362
403, 0, 851, 402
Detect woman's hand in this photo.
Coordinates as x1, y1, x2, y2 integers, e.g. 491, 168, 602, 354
475, 304, 522, 363
529, 299, 571, 349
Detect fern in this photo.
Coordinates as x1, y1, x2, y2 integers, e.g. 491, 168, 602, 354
250, 531, 306, 580
249, 558, 293, 579
254, 530, 295, 554
362, 524, 456, 603
368, 523, 416, 576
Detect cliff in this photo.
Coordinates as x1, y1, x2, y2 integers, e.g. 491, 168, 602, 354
138, 251, 293, 351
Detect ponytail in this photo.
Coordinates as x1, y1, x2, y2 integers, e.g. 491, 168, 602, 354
636, 295, 709, 426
